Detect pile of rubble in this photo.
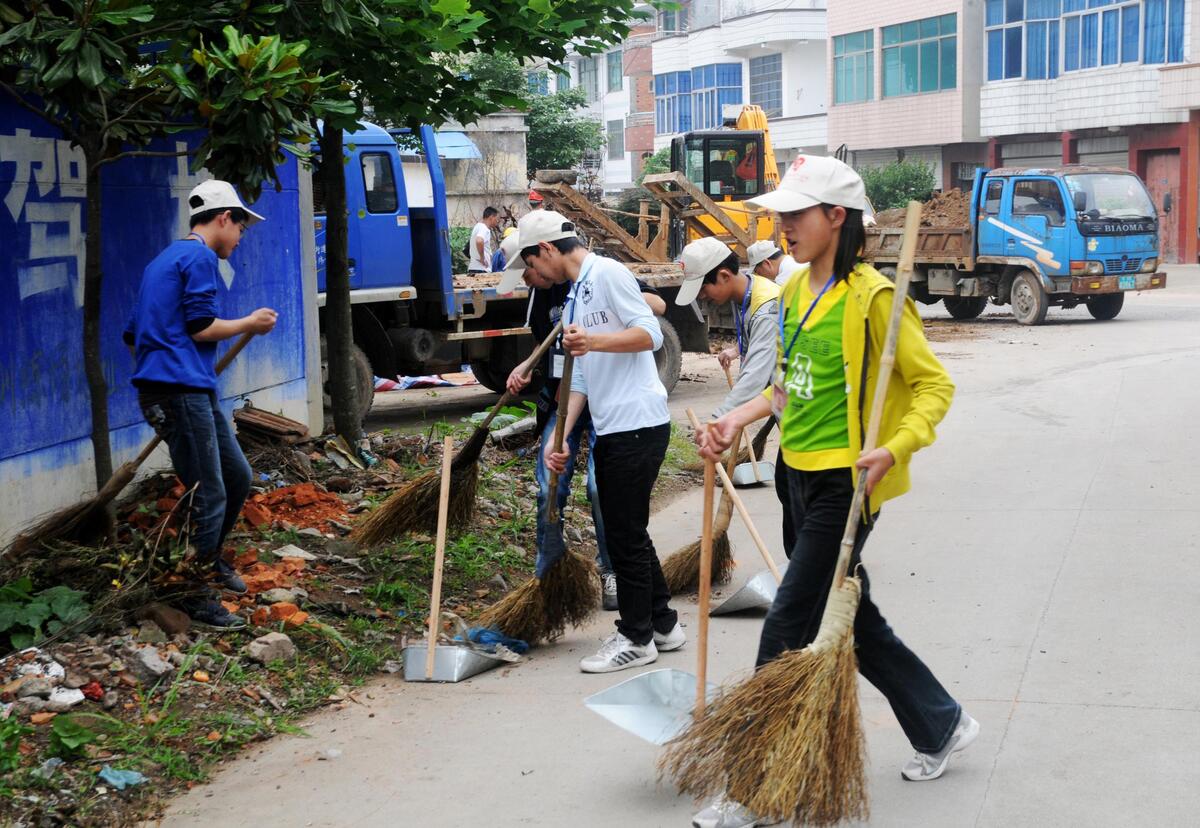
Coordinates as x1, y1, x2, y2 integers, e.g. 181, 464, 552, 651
874, 188, 971, 229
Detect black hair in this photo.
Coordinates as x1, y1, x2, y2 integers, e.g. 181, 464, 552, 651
520, 233, 584, 261
482, 206, 499, 219
767, 250, 784, 262
823, 205, 865, 283
702, 251, 741, 285
189, 203, 248, 229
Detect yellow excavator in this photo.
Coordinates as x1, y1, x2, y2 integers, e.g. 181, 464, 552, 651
641, 104, 782, 259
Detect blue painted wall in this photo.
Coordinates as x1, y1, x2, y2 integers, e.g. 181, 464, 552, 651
0, 98, 311, 534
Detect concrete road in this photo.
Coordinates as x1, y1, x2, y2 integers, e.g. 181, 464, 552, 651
164, 270, 1200, 827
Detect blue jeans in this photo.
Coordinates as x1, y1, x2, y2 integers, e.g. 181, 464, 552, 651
140, 391, 252, 566
758, 465, 962, 754
534, 410, 610, 578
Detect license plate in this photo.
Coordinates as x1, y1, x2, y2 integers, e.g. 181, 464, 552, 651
1118, 276, 1137, 290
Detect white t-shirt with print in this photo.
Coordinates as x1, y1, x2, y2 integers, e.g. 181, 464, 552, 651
567, 253, 670, 436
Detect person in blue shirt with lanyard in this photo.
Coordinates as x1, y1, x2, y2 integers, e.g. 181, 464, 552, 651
518, 210, 685, 674
123, 180, 276, 630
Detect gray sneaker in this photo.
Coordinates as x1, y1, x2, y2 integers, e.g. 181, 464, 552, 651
601, 572, 618, 611
692, 794, 778, 828
901, 712, 980, 781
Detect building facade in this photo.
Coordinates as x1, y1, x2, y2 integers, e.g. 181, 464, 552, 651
979, 0, 1198, 263
827, 1, 989, 192
651, 0, 829, 167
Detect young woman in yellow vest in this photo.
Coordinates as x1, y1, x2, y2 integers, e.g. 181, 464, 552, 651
692, 156, 978, 828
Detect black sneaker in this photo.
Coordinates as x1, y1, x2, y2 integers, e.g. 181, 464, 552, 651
214, 560, 247, 594
601, 572, 618, 611
187, 598, 247, 631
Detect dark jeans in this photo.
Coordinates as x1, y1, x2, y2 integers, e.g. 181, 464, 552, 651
774, 447, 796, 558
140, 391, 252, 567
534, 410, 610, 578
758, 465, 962, 754
592, 422, 676, 646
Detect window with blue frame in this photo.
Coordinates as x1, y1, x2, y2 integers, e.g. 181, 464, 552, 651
833, 30, 874, 104
654, 71, 693, 135
690, 63, 742, 130
988, 0, 1184, 81
882, 14, 957, 97
526, 71, 550, 96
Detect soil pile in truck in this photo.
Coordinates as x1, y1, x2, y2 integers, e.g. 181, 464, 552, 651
874, 188, 971, 229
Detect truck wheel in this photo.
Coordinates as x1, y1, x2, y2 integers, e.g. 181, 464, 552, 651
320, 338, 375, 424
1009, 270, 1049, 326
469, 359, 508, 395
943, 296, 988, 320
1087, 293, 1124, 320
471, 335, 544, 396
655, 316, 683, 395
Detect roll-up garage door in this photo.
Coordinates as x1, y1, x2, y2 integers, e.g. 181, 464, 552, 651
1000, 140, 1061, 170
1077, 136, 1130, 170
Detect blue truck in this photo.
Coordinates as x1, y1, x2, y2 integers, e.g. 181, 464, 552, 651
313, 121, 685, 422
863, 166, 1167, 325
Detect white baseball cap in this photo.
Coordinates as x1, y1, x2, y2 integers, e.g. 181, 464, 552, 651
675, 236, 736, 306
746, 154, 866, 214
188, 179, 265, 226
495, 230, 526, 294
496, 210, 578, 293
746, 240, 781, 269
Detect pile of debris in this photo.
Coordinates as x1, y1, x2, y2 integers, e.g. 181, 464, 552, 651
874, 188, 970, 229
241, 483, 350, 533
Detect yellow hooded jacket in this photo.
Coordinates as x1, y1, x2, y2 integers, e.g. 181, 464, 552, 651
768, 262, 954, 508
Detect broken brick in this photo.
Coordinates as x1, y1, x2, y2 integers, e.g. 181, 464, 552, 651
30, 712, 56, 725
283, 611, 309, 629
220, 601, 241, 615
241, 502, 273, 528
250, 607, 269, 626
268, 602, 300, 621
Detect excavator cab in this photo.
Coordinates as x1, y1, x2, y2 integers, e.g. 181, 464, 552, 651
670, 131, 766, 201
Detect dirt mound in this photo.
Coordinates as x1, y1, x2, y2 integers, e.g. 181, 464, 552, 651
874, 188, 970, 229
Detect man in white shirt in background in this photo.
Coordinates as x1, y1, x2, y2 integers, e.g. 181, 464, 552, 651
468, 206, 500, 274
746, 239, 804, 288
520, 210, 685, 674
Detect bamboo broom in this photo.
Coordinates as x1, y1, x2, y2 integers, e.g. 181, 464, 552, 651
352, 323, 563, 546
660, 201, 924, 825
7, 332, 256, 556
476, 348, 598, 643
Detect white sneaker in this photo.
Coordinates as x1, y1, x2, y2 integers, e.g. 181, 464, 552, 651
901, 712, 980, 781
692, 794, 778, 828
579, 632, 657, 673
653, 621, 686, 652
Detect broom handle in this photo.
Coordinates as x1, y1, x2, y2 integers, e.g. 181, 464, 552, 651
545, 351, 574, 525
425, 435, 455, 679
696, 455, 715, 717
723, 363, 761, 480
830, 201, 921, 593
687, 409, 782, 584
118, 332, 258, 477
469, 322, 565, 437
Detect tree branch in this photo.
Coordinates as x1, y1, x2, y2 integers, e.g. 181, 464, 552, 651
0, 82, 83, 146
98, 148, 193, 167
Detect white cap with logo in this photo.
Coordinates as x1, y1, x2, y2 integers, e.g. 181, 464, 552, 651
746, 155, 866, 214
188, 179, 265, 226
496, 210, 578, 294
675, 236, 736, 306
746, 240, 781, 269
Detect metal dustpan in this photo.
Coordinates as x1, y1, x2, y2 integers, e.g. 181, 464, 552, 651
730, 460, 774, 487
584, 668, 718, 745
709, 569, 778, 616
402, 642, 507, 683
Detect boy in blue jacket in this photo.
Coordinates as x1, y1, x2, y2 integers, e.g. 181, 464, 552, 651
124, 180, 276, 629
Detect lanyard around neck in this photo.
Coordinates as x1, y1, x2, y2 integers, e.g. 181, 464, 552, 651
733, 277, 753, 357
780, 274, 837, 363
567, 255, 596, 326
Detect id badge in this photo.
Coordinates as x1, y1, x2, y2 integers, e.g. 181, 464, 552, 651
551, 348, 566, 379
770, 366, 787, 419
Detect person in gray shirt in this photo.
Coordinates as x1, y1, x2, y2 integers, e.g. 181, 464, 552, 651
675, 237, 780, 418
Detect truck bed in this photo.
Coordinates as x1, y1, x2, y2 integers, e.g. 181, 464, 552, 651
863, 225, 973, 267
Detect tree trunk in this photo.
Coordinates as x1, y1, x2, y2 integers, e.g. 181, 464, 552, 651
318, 126, 359, 440
83, 153, 114, 489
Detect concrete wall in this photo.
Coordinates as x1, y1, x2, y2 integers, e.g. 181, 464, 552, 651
0, 99, 319, 546
443, 112, 528, 227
